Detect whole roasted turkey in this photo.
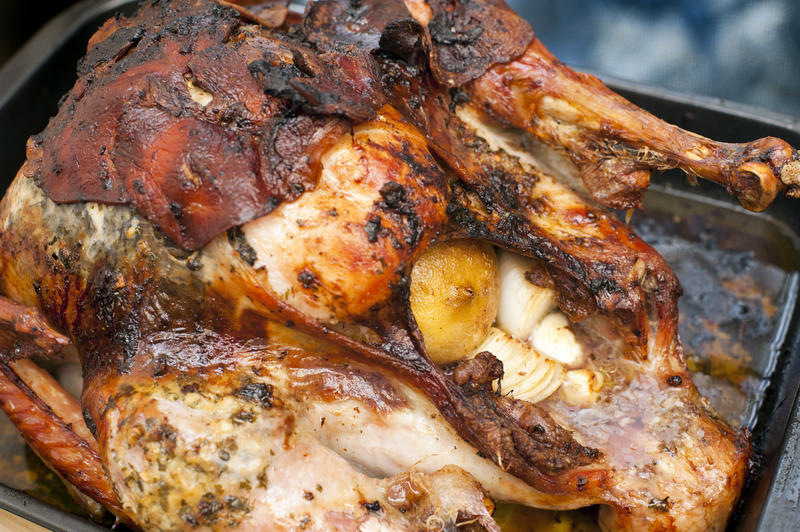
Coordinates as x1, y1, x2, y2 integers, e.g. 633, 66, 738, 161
0, 1, 797, 530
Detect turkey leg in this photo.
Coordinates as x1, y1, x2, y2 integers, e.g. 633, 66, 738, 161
0, 296, 124, 517
468, 39, 800, 211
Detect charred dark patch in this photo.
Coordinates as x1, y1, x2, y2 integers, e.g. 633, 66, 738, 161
364, 214, 383, 243
227, 227, 258, 267
423, 0, 534, 86
478, 167, 521, 210
376, 180, 424, 248
170, 202, 183, 220
248, 35, 386, 121
83, 406, 98, 437
304, 0, 533, 87
428, 11, 484, 47
247, 58, 310, 109
90, 269, 128, 333
364, 500, 382, 512
389, 263, 411, 301
235, 382, 275, 409
86, 267, 147, 373
379, 182, 408, 209
78, 26, 146, 77
587, 276, 624, 298
379, 337, 430, 374
259, 113, 348, 204
379, 19, 426, 63
667, 375, 683, 387
297, 268, 317, 289
445, 200, 490, 240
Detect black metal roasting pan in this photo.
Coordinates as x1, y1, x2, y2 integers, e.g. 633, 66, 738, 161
0, 1, 799, 530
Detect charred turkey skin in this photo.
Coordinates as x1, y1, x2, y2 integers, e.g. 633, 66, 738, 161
0, 0, 793, 530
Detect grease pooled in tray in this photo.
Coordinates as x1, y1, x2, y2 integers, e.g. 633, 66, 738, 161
632, 187, 799, 428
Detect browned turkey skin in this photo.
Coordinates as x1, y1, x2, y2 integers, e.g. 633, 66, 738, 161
0, 0, 793, 530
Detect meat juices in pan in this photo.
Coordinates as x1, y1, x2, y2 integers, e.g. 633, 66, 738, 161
0, 0, 798, 530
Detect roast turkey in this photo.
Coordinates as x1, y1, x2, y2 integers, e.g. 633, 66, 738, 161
0, 1, 796, 530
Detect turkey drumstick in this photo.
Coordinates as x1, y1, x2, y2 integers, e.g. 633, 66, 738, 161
0, 297, 124, 517
468, 39, 799, 211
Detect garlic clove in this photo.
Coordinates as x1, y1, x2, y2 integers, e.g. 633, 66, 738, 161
559, 369, 604, 407
496, 251, 557, 341
529, 311, 585, 369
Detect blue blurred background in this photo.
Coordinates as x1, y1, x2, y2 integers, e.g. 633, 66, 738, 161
1, 0, 799, 119
509, 0, 800, 119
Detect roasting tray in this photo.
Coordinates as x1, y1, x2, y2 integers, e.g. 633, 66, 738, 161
1, 1, 799, 530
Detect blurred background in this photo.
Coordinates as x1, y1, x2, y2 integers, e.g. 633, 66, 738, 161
508, 0, 800, 119
0, 0, 74, 64
1, 0, 799, 119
